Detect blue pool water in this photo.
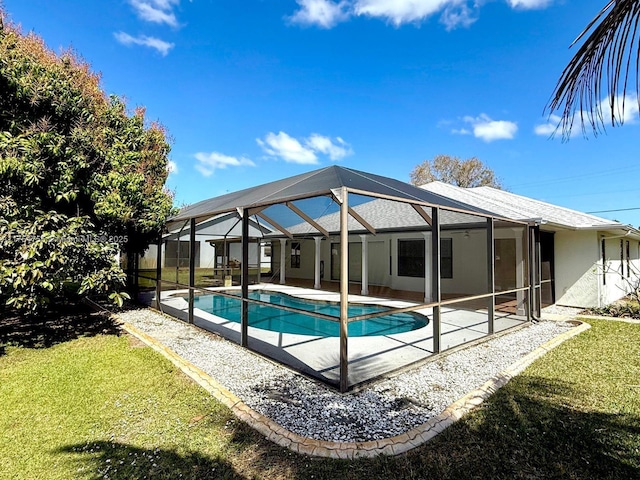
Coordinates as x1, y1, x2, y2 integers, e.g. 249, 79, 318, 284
193, 290, 428, 337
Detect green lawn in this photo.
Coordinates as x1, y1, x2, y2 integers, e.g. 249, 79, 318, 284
137, 267, 269, 289
0, 315, 639, 479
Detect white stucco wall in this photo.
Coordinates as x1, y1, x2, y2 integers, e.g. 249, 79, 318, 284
600, 236, 640, 306
553, 230, 600, 308
226, 242, 261, 268
273, 236, 392, 286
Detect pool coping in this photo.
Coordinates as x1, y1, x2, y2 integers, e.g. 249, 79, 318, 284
117, 313, 590, 459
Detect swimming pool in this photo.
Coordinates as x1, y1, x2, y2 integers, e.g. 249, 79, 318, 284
192, 290, 428, 337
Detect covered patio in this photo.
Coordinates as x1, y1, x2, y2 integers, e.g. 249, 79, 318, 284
136, 166, 538, 392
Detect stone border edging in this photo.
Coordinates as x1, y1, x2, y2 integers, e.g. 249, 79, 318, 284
119, 320, 590, 459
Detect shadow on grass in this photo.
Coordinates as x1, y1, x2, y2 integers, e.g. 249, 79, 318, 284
210, 376, 640, 480
0, 302, 121, 355
346, 375, 640, 480
57, 440, 244, 480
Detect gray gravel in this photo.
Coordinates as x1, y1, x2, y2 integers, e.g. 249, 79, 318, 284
542, 304, 584, 317
119, 308, 574, 443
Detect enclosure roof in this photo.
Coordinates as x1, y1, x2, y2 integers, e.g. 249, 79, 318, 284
421, 181, 639, 233
164, 212, 273, 240
169, 166, 495, 225
278, 197, 492, 237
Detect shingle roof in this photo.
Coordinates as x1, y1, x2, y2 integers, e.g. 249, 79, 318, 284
420, 181, 632, 230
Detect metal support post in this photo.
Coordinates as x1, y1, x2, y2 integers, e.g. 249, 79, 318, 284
188, 218, 196, 324
487, 218, 495, 334
241, 209, 250, 347
431, 207, 441, 354
339, 187, 349, 392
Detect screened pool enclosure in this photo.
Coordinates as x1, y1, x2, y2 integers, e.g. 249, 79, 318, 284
135, 166, 545, 392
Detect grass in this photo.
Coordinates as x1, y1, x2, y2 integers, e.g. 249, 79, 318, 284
0, 313, 639, 479
136, 267, 270, 289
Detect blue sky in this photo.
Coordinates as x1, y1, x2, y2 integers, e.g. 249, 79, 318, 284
5, 0, 640, 226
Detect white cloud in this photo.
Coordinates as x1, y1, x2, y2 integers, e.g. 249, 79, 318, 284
305, 134, 353, 160
354, 0, 461, 26
440, 3, 478, 30
534, 114, 561, 136
257, 131, 354, 163
603, 93, 640, 125
114, 32, 174, 56
194, 152, 256, 177
463, 114, 518, 141
257, 132, 318, 164
506, 0, 554, 9
537, 95, 639, 138
288, 0, 555, 29
290, 0, 351, 28
451, 127, 471, 135
128, 0, 179, 27
167, 160, 178, 175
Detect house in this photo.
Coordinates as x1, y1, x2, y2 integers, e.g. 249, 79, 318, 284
139, 166, 639, 391
420, 182, 640, 308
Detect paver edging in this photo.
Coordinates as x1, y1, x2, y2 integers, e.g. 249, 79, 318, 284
119, 318, 589, 459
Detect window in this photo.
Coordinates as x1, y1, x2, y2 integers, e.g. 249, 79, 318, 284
398, 239, 424, 277
601, 238, 606, 286
627, 240, 631, 278
397, 238, 453, 278
291, 242, 301, 269
441, 238, 453, 279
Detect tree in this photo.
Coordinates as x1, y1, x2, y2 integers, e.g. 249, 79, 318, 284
548, 0, 640, 138
409, 155, 502, 188
0, 13, 174, 312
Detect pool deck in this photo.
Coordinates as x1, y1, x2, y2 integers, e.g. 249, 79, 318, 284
153, 283, 527, 388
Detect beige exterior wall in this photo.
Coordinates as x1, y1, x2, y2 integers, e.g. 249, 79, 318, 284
269, 226, 640, 309
553, 230, 640, 308
554, 230, 599, 307
271, 229, 491, 297
600, 235, 640, 306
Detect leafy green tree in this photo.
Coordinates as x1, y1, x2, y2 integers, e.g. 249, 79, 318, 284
409, 155, 502, 188
0, 13, 174, 312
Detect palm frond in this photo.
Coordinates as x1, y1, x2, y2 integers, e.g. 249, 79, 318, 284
547, 0, 640, 139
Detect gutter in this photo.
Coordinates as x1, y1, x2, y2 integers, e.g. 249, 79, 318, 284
599, 230, 634, 240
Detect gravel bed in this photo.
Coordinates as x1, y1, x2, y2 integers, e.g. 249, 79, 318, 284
542, 304, 585, 317
118, 308, 574, 443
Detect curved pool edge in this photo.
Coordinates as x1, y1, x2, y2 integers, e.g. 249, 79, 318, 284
119, 318, 591, 459
190, 287, 430, 338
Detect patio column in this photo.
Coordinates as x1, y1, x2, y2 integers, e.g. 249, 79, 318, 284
431, 207, 441, 354
422, 231, 432, 303
241, 209, 249, 347
188, 218, 196, 324
339, 187, 349, 393
314, 237, 322, 289
515, 230, 526, 316
360, 234, 368, 296
279, 238, 287, 284
487, 218, 495, 334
